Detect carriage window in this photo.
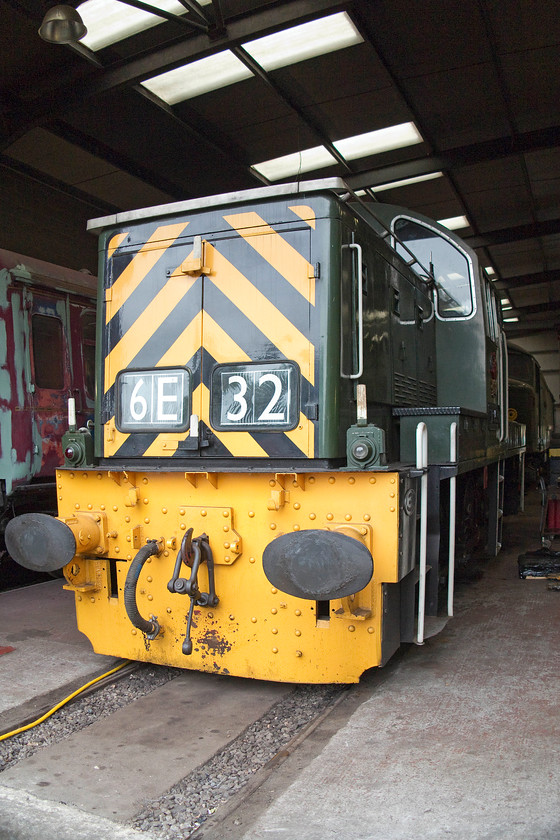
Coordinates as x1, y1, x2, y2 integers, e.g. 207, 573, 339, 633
81, 309, 96, 400
508, 352, 535, 387
32, 314, 64, 390
394, 218, 474, 318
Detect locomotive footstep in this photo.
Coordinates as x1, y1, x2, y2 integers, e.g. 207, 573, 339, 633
5, 513, 76, 572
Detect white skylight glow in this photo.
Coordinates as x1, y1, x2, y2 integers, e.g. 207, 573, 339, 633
243, 12, 362, 71
371, 171, 443, 192
252, 146, 337, 181
503, 316, 519, 322
78, 0, 211, 51
141, 51, 253, 103
485, 265, 496, 275
437, 215, 470, 230
139, 11, 363, 105
334, 123, 423, 160
501, 297, 511, 307
252, 122, 424, 182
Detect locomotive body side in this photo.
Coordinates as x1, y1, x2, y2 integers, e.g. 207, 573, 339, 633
508, 342, 553, 477
5, 180, 527, 681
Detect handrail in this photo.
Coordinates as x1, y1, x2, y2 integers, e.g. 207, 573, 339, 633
340, 242, 364, 380
416, 422, 428, 645
447, 422, 457, 617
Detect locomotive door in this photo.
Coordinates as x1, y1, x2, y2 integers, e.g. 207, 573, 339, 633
483, 275, 506, 437
391, 267, 419, 405
102, 214, 316, 461
28, 288, 74, 478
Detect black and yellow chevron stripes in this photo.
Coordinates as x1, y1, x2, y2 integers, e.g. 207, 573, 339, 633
101, 206, 320, 460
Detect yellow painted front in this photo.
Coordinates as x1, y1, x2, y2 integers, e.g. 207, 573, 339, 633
58, 468, 401, 683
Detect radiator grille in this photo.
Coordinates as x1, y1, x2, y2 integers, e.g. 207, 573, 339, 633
394, 373, 417, 405
418, 379, 437, 406
394, 374, 436, 406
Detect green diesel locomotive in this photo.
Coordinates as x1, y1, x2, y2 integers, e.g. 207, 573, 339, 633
6, 178, 526, 682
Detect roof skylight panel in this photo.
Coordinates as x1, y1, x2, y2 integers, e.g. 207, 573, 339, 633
139, 11, 362, 105
141, 51, 253, 104
252, 147, 338, 181
252, 123, 425, 181
78, 0, 211, 52
437, 215, 470, 230
333, 123, 423, 160
368, 172, 443, 193
243, 12, 363, 71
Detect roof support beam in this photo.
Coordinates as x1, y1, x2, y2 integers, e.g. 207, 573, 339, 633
113, 0, 208, 32
504, 319, 560, 335
232, 45, 353, 174
0, 0, 343, 147
494, 269, 560, 291
464, 218, 560, 249
345, 126, 560, 191
505, 300, 560, 317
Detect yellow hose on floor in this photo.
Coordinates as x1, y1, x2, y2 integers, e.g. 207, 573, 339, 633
0, 661, 129, 741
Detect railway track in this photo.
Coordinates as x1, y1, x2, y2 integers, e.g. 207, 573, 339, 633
0, 663, 347, 838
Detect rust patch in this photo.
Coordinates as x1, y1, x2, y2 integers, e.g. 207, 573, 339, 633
199, 628, 232, 656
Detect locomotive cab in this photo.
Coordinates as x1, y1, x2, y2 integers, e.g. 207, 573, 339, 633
359, 202, 508, 433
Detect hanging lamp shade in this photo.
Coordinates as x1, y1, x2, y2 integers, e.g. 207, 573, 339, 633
38, 5, 87, 44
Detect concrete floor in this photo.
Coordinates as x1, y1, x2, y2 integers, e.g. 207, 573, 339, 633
1, 495, 559, 840
0, 579, 118, 731
209, 497, 560, 840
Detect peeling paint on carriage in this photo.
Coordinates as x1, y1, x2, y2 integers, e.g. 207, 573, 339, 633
0, 250, 96, 552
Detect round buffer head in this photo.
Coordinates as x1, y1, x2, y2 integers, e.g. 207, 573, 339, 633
263, 529, 373, 601
5, 513, 76, 572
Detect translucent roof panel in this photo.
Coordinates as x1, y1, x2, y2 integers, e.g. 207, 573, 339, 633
252, 123, 424, 181
78, 0, 211, 52
252, 147, 337, 181
139, 11, 363, 105
334, 123, 423, 160
372, 172, 443, 192
437, 215, 470, 230
243, 12, 363, 72
141, 51, 253, 104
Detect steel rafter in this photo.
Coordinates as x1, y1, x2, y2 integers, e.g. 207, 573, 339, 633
0, 0, 345, 147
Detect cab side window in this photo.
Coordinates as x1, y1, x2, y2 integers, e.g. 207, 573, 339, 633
394, 218, 474, 318
483, 277, 499, 342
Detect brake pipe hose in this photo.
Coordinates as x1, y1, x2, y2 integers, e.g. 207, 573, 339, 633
123, 539, 161, 638
0, 661, 129, 741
